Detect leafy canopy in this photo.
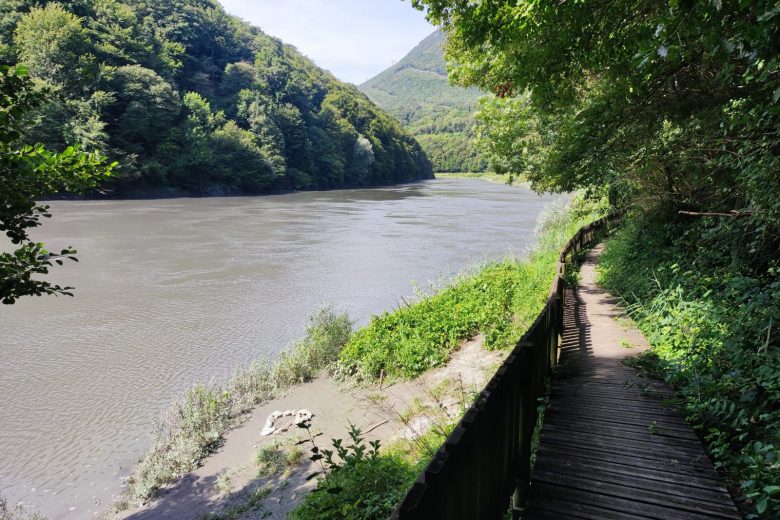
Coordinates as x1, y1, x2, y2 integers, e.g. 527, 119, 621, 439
413, 0, 780, 263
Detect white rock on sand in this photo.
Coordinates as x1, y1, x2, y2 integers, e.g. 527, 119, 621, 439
260, 408, 313, 436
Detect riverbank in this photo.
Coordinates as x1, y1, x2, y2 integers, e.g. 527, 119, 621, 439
435, 172, 528, 187
1, 178, 557, 519
109, 193, 607, 518
42, 178, 437, 202
113, 335, 503, 519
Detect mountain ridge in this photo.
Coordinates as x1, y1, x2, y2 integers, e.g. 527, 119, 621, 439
360, 30, 488, 173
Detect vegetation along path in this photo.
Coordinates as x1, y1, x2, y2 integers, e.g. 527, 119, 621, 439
524, 245, 741, 520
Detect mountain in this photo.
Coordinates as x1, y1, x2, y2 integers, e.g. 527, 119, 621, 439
359, 30, 488, 173
0, 0, 432, 196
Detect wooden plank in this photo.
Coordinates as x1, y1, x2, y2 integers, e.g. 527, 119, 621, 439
543, 417, 702, 445
522, 505, 611, 520
543, 405, 693, 431
544, 411, 696, 437
537, 433, 718, 478
525, 494, 663, 520
548, 393, 677, 409
530, 471, 740, 519
545, 399, 685, 420
538, 427, 710, 460
533, 458, 735, 503
534, 442, 720, 481
526, 481, 738, 520
551, 382, 676, 400
554, 377, 674, 393
540, 422, 697, 450
533, 451, 729, 492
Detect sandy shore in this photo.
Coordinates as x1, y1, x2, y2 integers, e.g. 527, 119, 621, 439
113, 335, 504, 519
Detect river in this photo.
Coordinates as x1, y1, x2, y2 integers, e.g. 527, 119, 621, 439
0, 179, 556, 518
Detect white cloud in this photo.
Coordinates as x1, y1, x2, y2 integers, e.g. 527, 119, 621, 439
218, 0, 435, 84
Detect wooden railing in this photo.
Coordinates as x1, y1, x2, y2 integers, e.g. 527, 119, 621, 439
392, 213, 623, 520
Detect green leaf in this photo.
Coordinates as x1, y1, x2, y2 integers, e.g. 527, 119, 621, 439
764, 485, 780, 495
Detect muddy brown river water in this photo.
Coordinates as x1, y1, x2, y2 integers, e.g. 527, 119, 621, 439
0, 179, 556, 518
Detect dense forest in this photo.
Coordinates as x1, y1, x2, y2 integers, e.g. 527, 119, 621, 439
359, 30, 488, 173
0, 0, 432, 197
416, 0, 780, 517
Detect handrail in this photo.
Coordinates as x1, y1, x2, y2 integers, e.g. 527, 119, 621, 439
392, 212, 624, 520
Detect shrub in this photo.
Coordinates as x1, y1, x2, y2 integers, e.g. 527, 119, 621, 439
290, 425, 417, 520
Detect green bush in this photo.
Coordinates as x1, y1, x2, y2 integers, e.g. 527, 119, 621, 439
290, 455, 415, 520
599, 215, 780, 519
290, 425, 417, 520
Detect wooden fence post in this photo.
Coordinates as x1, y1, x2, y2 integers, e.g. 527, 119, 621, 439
512, 343, 534, 515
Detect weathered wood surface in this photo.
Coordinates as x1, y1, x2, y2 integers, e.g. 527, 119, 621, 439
524, 246, 740, 520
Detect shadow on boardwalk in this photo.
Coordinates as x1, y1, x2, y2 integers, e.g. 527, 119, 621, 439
524, 245, 740, 520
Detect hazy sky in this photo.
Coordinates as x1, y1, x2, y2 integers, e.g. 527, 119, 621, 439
218, 1, 435, 85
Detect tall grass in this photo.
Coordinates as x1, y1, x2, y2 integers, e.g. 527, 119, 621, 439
336, 194, 608, 382
119, 307, 351, 509
0, 498, 45, 520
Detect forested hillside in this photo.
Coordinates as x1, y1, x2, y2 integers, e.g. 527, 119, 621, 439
359, 30, 487, 173
0, 0, 432, 197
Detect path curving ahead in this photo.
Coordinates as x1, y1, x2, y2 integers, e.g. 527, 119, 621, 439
524, 245, 741, 520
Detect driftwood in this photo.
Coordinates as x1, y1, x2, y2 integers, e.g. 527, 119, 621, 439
364, 419, 389, 434
679, 210, 755, 218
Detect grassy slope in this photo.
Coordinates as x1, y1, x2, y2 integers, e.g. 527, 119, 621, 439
359, 30, 488, 173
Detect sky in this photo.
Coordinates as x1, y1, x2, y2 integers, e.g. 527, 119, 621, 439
218, 1, 436, 85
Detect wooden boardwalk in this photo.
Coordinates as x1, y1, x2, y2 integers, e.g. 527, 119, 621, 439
524, 246, 741, 520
